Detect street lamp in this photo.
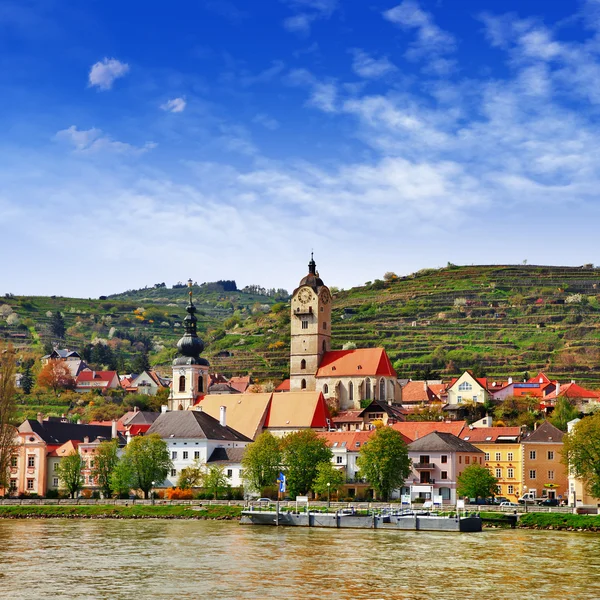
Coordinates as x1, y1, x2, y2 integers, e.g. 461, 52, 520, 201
523, 485, 527, 514
327, 482, 331, 509
151, 481, 155, 505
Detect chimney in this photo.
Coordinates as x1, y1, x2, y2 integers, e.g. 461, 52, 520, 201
508, 377, 513, 385
220, 406, 227, 428
92, 371, 96, 378
571, 380, 576, 384
83, 436, 89, 444
556, 382, 560, 397
539, 377, 543, 384
423, 381, 427, 391
111, 419, 117, 440
77, 419, 81, 425
161, 405, 168, 413
134, 406, 139, 413
37, 412, 43, 425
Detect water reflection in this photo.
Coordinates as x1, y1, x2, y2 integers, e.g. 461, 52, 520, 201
1, 520, 600, 599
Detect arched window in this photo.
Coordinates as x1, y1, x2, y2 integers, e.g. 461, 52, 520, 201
322, 340, 326, 353
178, 404, 184, 411
301, 359, 306, 370
301, 379, 307, 390
323, 383, 329, 394
379, 378, 386, 401
389, 380, 395, 401
179, 375, 186, 392
365, 378, 371, 400
198, 375, 204, 393
349, 381, 354, 402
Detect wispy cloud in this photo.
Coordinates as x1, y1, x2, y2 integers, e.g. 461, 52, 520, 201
161, 97, 187, 113
351, 49, 397, 79
283, 0, 339, 35
253, 113, 280, 130
88, 57, 130, 90
54, 126, 156, 154
287, 68, 338, 112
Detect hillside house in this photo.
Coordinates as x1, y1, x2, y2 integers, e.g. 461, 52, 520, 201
75, 370, 120, 393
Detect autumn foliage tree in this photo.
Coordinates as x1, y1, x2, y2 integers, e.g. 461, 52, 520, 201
37, 360, 75, 396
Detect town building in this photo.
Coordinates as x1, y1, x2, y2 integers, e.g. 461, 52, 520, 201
123, 370, 169, 395
445, 371, 491, 410
75, 370, 121, 393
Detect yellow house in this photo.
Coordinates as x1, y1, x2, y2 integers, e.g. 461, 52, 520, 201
446, 371, 491, 408
460, 426, 524, 501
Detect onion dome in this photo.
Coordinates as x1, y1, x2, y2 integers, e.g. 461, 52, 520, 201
173, 280, 210, 367
294, 252, 325, 293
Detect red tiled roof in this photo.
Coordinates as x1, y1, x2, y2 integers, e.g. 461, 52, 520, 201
76, 370, 118, 383
127, 424, 152, 436
275, 378, 290, 392
448, 372, 488, 390
401, 381, 440, 404
316, 348, 396, 378
428, 383, 448, 398
392, 420, 466, 442
542, 382, 600, 400
229, 376, 252, 393
332, 410, 364, 423
528, 372, 552, 385
459, 426, 522, 443
318, 430, 375, 450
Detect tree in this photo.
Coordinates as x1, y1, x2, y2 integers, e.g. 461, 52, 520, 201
20, 358, 34, 395
131, 350, 150, 374
110, 458, 133, 498
383, 271, 398, 282
204, 464, 229, 499
92, 439, 120, 498
312, 461, 345, 500
456, 464, 498, 500
57, 452, 85, 498
281, 430, 332, 498
356, 427, 411, 501
123, 434, 172, 499
241, 432, 282, 493
37, 360, 75, 396
177, 460, 204, 489
551, 397, 579, 432
0, 344, 17, 491
50, 311, 66, 339
563, 413, 600, 498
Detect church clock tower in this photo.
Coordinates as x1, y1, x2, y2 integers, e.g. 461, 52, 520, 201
290, 254, 331, 392
168, 279, 210, 411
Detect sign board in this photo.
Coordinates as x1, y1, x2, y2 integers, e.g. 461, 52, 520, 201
296, 496, 309, 503
411, 485, 433, 494
433, 495, 443, 506
401, 495, 411, 505
278, 472, 286, 494
456, 499, 465, 509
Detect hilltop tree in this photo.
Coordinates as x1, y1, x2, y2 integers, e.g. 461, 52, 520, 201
0, 344, 17, 491
563, 414, 600, 499
91, 439, 120, 498
356, 427, 411, 501
456, 464, 498, 500
50, 311, 66, 339
241, 432, 282, 493
551, 397, 579, 432
123, 434, 172, 499
37, 360, 75, 396
281, 430, 331, 498
57, 451, 85, 498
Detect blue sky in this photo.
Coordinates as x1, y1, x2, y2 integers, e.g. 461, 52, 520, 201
2, 0, 600, 297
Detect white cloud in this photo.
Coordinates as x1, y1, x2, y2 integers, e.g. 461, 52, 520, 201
253, 113, 280, 130
88, 57, 130, 91
161, 97, 187, 113
287, 68, 338, 112
351, 49, 397, 79
55, 126, 156, 154
282, 0, 338, 35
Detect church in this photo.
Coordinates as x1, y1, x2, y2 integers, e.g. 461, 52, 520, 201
289, 255, 399, 411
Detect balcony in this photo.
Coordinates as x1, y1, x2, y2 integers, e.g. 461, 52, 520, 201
413, 462, 435, 470
293, 306, 313, 316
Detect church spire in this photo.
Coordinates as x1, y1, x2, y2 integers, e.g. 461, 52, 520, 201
308, 252, 316, 275
174, 278, 206, 363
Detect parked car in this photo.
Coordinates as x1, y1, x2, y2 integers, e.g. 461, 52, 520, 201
257, 498, 272, 502
491, 497, 510, 505
538, 498, 559, 507
499, 502, 520, 508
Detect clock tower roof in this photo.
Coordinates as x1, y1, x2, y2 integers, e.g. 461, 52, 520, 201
294, 253, 325, 294
173, 279, 210, 367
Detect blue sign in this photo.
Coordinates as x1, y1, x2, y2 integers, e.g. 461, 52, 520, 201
278, 472, 286, 493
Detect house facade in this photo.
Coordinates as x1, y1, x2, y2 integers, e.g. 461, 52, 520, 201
75, 370, 121, 393
446, 371, 491, 407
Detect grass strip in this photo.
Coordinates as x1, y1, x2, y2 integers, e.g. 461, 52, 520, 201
518, 513, 600, 531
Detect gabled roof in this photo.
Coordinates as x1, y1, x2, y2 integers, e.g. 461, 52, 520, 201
147, 410, 251, 442
332, 410, 364, 424
43, 349, 81, 360
76, 370, 118, 383
123, 411, 160, 426
228, 376, 252, 393
448, 371, 489, 390
19, 419, 115, 445
460, 426, 522, 443
528, 372, 552, 385
392, 420, 467, 442
359, 400, 404, 421
275, 378, 290, 392
543, 382, 600, 400
523, 421, 564, 443
401, 381, 441, 404
207, 447, 246, 464
319, 430, 377, 450
428, 383, 448, 398
264, 392, 330, 429
408, 431, 484, 453
316, 348, 396, 378
208, 383, 241, 394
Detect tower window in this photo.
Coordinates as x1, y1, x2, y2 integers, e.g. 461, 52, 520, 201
179, 375, 186, 392
349, 381, 354, 402
322, 340, 326, 353
302, 320, 308, 330
365, 378, 371, 400
379, 378, 386, 401
198, 375, 204, 393
323, 384, 329, 394
323, 322, 327, 330
301, 379, 307, 390
301, 359, 306, 370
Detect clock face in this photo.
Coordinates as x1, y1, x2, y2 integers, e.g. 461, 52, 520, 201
298, 288, 312, 304
320, 289, 331, 304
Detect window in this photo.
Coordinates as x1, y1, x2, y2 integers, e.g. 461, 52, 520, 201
548, 451, 554, 460
529, 450, 536, 460
27, 479, 34, 490
227, 469, 233, 478
336, 456, 343, 464
465, 456, 470, 464
507, 468, 514, 479
364, 378, 371, 400
441, 455, 448, 464
183, 451, 188, 460
495, 468, 502, 478
529, 470, 536, 479
301, 379, 306, 390
10, 479, 17, 490
89, 476, 94, 484
379, 378, 385, 401
419, 455, 430, 464
172, 451, 178, 460
322, 340, 326, 353
507, 452, 513, 461
27, 456, 35, 468
194, 451, 200, 460
198, 375, 204, 393
300, 359, 306, 370
496, 485, 502, 495
323, 384, 329, 394
53, 477, 59, 487
323, 322, 327, 330
302, 320, 308, 330
507, 485, 514, 495
349, 381, 354, 402
484, 453, 490, 461
548, 470, 554, 480
179, 375, 186, 392
458, 382, 473, 391
171, 469, 177, 478
10, 456, 17, 467
473, 395, 478, 403
457, 396, 462, 404
495, 452, 501, 461
441, 471, 448, 480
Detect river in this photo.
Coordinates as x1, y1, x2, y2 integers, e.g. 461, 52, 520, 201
1, 520, 599, 599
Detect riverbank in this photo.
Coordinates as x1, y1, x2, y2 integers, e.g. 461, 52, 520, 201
0, 505, 243, 520
518, 513, 600, 532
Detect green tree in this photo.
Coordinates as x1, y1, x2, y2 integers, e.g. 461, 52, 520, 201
123, 434, 172, 499
356, 427, 411, 501
57, 452, 85, 498
0, 344, 17, 491
563, 414, 600, 498
92, 439, 120, 498
281, 430, 332, 498
312, 461, 345, 500
50, 311, 66, 339
204, 464, 229, 499
131, 350, 150, 374
551, 397, 579, 432
241, 432, 282, 493
110, 458, 133, 498
177, 460, 204, 489
20, 358, 34, 395
456, 464, 498, 500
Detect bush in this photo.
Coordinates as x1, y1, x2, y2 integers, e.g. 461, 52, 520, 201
166, 488, 194, 500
